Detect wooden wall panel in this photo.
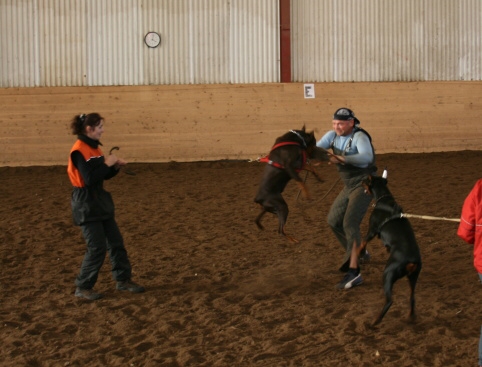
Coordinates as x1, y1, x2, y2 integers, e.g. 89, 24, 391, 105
0, 82, 481, 166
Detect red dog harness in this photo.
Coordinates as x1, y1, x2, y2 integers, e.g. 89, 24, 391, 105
259, 142, 307, 172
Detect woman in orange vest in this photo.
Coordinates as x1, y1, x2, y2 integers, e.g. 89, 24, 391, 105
67, 113, 144, 300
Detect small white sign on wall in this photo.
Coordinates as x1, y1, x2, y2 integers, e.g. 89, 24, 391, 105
304, 83, 315, 99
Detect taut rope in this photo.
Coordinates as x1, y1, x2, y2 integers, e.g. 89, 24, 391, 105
401, 213, 460, 222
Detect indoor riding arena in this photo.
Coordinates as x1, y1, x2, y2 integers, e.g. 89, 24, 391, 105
1, 1, 482, 366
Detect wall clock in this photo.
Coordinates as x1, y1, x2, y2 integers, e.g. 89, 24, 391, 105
144, 32, 161, 48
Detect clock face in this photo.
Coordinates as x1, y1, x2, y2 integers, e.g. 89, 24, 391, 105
144, 32, 161, 48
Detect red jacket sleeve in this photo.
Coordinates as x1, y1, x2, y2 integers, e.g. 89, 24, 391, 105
457, 179, 482, 244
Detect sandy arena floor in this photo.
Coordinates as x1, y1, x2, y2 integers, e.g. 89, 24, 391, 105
1, 150, 481, 366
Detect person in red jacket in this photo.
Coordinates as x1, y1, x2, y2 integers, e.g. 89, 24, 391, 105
68, 113, 144, 300
457, 178, 482, 367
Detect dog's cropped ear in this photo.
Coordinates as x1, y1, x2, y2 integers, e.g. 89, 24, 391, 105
305, 130, 316, 147
301, 124, 306, 132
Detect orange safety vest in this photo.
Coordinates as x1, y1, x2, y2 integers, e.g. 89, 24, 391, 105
67, 139, 104, 187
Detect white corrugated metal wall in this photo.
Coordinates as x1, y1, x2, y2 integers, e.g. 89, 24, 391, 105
141, 0, 279, 85
0, 0, 279, 87
291, 0, 482, 82
1, 0, 481, 87
1, 0, 38, 87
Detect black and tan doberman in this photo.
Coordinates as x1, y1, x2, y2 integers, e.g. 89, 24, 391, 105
360, 174, 422, 325
254, 126, 327, 243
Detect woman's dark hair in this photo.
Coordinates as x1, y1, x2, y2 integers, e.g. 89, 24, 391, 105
70, 113, 104, 135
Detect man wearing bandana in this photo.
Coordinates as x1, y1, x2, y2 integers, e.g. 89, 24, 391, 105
317, 108, 377, 289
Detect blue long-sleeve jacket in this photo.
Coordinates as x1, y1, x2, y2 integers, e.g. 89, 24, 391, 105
317, 128, 377, 182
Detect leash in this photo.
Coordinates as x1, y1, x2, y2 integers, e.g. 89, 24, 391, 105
371, 169, 459, 223
109, 146, 136, 176
296, 170, 310, 200
296, 175, 340, 202
319, 177, 341, 201
400, 213, 460, 222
